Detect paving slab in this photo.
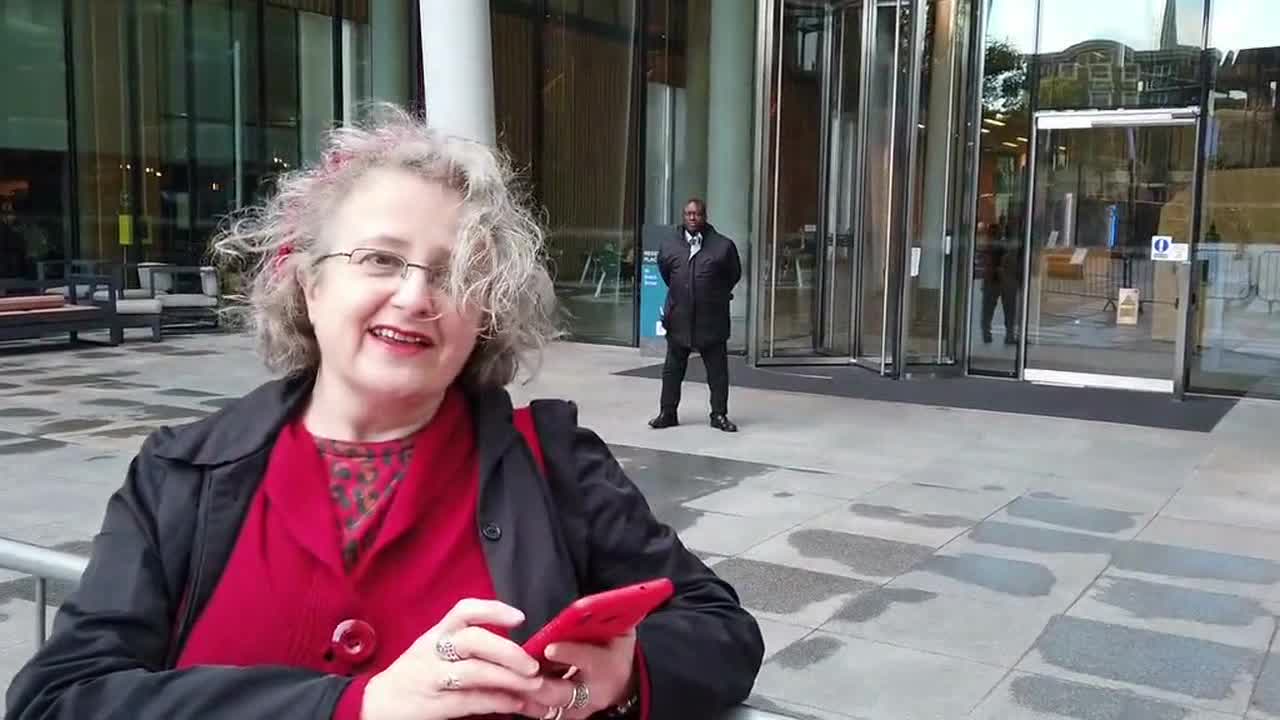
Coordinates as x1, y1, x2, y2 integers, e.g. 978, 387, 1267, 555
712, 557, 876, 628
969, 672, 1242, 720
821, 583, 1060, 667
1068, 572, 1278, 651
743, 526, 937, 584
1018, 614, 1266, 715
753, 631, 1007, 720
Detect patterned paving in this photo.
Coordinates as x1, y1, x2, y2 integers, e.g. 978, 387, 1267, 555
1, 331, 1279, 719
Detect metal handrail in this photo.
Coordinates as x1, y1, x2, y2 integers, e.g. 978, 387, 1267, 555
0, 537, 89, 648
0, 536, 793, 718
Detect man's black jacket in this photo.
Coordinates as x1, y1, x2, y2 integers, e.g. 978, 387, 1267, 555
4, 375, 763, 720
659, 223, 742, 349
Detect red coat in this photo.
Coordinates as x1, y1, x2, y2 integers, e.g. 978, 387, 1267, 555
176, 388, 568, 718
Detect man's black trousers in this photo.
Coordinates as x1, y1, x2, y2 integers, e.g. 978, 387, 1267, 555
660, 339, 729, 416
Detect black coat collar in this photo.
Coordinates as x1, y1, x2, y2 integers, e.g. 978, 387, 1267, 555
150, 372, 521, 480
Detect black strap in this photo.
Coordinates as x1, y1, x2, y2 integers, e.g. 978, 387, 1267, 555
527, 399, 591, 590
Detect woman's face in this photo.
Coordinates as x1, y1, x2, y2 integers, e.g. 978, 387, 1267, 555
304, 167, 482, 403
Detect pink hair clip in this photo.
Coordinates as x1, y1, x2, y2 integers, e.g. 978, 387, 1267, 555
272, 242, 295, 278
323, 149, 353, 173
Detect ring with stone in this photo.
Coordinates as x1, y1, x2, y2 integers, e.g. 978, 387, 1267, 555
441, 673, 462, 691
435, 636, 462, 662
566, 681, 590, 710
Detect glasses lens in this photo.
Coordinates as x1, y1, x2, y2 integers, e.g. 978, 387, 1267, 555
350, 249, 407, 277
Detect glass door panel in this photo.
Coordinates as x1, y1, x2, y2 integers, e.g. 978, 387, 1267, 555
1025, 113, 1197, 391
855, 1, 906, 371
759, 0, 828, 359
820, 1, 864, 356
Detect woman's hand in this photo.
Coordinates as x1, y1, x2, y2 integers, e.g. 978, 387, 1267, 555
524, 630, 639, 720
361, 599, 568, 720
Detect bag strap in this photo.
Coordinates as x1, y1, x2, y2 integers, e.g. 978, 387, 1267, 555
512, 406, 547, 477
513, 401, 590, 590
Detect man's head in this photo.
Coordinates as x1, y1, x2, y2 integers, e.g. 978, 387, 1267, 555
683, 198, 707, 234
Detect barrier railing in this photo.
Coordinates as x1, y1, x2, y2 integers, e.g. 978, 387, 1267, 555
0, 537, 88, 649
0, 536, 793, 719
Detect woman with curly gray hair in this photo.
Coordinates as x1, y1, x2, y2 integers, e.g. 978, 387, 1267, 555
5, 106, 763, 720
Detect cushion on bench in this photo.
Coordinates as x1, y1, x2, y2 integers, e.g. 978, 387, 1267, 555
0, 295, 67, 313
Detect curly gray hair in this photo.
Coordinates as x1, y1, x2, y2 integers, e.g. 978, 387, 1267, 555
211, 103, 561, 389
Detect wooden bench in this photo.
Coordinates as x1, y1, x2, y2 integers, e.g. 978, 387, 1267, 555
0, 275, 124, 346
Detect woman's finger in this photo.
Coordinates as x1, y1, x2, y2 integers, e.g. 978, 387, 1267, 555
448, 625, 541, 677
436, 658, 546, 696
435, 688, 528, 718
518, 676, 577, 710
436, 598, 526, 634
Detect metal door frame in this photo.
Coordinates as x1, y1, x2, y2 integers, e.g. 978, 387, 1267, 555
1019, 107, 1201, 394
751, 0, 877, 366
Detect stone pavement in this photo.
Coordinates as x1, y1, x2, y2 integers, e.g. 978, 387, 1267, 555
2, 330, 1280, 719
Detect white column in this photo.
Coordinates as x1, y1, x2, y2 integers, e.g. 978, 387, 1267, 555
705, 0, 757, 345
418, 0, 496, 145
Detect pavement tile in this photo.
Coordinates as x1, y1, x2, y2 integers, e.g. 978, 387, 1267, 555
1162, 492, 1280, 534
1250, 652, 1280, 720
989, 496, 1152, 539
683, 486, 846, 522
1018, 614, 1265, 715
1068, 572, 1278, 651
754, 631, 1007, 720
740, 695, 862, 720
735, 467, 889, 500
1137, 516, 1280, 564
672, 510, 799, 556
755, 618, 816, 662
743, 527, 936, 583
821, 583, 1059, 667
801, 495, 978, 548
969, 672, 1243, 720
712, 557, 875, 628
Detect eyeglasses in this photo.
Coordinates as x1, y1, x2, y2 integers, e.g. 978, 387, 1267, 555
313, 248, 449, 287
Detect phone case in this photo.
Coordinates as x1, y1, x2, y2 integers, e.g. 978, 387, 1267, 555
522, 578, 675, 664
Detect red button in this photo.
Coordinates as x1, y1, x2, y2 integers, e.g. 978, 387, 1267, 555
331, 619, 377, 664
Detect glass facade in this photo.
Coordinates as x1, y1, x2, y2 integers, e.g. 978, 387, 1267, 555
490, 0, 642, 346
4, 0, 1278, 397
1191, 1, 1280, 396
0, 0, 419, 282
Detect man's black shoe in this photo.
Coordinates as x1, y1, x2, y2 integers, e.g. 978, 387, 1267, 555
710, 413, 738, 432
649, 412, 679, 429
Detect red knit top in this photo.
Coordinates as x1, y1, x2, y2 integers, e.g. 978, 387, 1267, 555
175, 387, 501, 718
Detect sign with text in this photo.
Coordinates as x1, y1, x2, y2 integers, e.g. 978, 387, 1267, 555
1117, 288, 1140, 326
1151, 235, 1189, 262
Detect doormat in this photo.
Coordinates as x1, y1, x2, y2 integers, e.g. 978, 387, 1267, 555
614, 357, 1237, 433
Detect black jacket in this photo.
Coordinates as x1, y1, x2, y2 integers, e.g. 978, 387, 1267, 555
4, 375, 763, 720
659, 223, 742, 349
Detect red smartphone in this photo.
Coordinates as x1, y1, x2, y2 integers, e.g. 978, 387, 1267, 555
522, 578, 674, 667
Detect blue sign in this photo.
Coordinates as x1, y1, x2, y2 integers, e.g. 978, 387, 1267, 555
1153, 236, 1171, 253
1105, 204, 1119, 249
639, 247, 667, 340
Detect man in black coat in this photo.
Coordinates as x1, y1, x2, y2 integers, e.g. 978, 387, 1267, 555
650, 198, 742, 432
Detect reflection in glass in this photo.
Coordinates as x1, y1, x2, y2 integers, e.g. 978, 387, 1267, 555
1191, 5, 1280, 396
0, 0, 71, 279
967, 0, 1031, 375
858, 3, 905, 366
1026, 124, 1196, 381
491, 0, 640, 345
905, 0, 970, 363
1035, 0, 1204, 110
644, 0, 757, 352
760, 2, 826, 357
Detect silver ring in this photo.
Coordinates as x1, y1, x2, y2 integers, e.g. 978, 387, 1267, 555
542, 708, 563, 720
442, 673, 462, 691
435, 636, 461, 662
567, 682, 590, 710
